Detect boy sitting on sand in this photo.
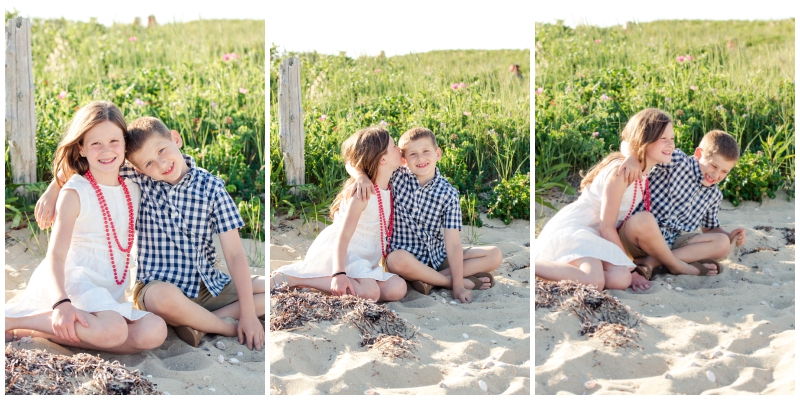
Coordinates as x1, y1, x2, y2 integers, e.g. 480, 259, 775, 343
350, 127, 502, 304
38, 117, 265, 350
618, 129, 747, 291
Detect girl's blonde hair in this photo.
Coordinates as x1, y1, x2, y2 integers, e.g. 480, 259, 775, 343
329, 127, 391, 218
580, 108, 672, 191
52, 101, 127, 187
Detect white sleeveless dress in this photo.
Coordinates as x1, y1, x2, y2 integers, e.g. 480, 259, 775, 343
277, 188, 396, 281
534, 161, 644, 269
6, 174, 148, 320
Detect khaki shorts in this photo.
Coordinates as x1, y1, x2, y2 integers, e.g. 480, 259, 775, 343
133, 276, 258, 313
617, 220, 698, 259
433, 247, 472, 271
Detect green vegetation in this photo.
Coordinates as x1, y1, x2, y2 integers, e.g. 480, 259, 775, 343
535, 19, 794, 206
270, 49, 530, 226
4, 14, 265, 240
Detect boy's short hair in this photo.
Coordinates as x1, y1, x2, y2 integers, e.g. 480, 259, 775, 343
699, 130, 740, 161
399, 127, 438, 150
126, 116, 172, 156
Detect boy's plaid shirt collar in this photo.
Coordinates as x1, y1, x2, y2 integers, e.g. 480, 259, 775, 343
122, 154, 244, 298
645, 150, 721, 246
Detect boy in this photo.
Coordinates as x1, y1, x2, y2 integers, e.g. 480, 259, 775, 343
618, 129, 747, 291
350, 127, 502, 304
37, 117, 265, 350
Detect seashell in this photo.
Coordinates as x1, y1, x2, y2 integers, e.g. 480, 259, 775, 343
342, 384, 349, 390
482, 361, 494, 369
761, 301, 768, 305
463, 333, 469, 339
440, 292, 447, 297
724, 352, 736, 358
229, 358, 240, 364
693, 351, 702, 358
584, 380, 597, 389
450, 301, 458, 305
687, 360, 699, 368
8, 272, 19, 277
666, 284, 672, 290
365, 388, 378, 395
719, 327, 728, 333
664, 373, 672, 379
217, 355, 224, 364
203, 376, 211, 383
209, 388, 216, 392
478, 380, 488, 391
710, 350, 723, 359
466, 361, 474, 367
765, 268, 774, 277
163, 392, 170, 395
20, 336, 33, 343
561, 376, 568, 381
147, 375, 153, 378
215, 341, 226, 350
674, 287, 683, 292
706, 370, 715, 382
666, 277, 674, 282
237, 352, 243, 356
435, 318, 440, 321
491, 340, 497, 344
439, 382, 446, 388
441, 299, 446, 304
772, 282, 780, 287
461, 371, 473, 377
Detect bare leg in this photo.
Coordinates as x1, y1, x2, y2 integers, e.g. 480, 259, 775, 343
623, 212, 716, 275
210, 277, 267, 320
143, 282, 237, 337
439, 246, 504, 289
274, 273, 381, 301
534, 257, 605, 290
376, 275, 407, 302
602, 262, 632, 290
5, 310, 166, 354
633, 232, 728, 276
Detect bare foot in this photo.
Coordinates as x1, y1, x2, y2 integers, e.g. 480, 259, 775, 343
684, 261, 718, 276
463, 276, 491, 290
629, 271, 651, 292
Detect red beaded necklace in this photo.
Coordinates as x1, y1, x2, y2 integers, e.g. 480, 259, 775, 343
85, 170, 134, 285
374, 184, 394, 272
618, 177, 651, 230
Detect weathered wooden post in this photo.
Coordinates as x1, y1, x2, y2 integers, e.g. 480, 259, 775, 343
278, 57, 304, 189
5, 17, 37, 189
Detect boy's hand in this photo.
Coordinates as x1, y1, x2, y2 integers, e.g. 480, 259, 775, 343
35, 183, 61, 229
453, 286, 471, 304
237, 314, 264, 351
729, 228, 746, 246
616, 155, 641, 185
351, 174, 375, 201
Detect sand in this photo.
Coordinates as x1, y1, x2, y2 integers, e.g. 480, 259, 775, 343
4, 224, 266, 395
534, 196, 795, 395
269, 213, 531, 395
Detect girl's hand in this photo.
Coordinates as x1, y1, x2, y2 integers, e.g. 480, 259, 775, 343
616, 155, 642, 185
51, 302, 89, 343
330, 274, 354, 296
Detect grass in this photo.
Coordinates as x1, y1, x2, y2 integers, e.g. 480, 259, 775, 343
535, 19, 794, 206
270, 48, 531, 226
4, 12, 265, 240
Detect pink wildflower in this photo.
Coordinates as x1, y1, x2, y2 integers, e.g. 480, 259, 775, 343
594, 39, 602, 44
592, 132, 600, 138
211, 101, 217, 108
319, 115, 327, 121
380, 120, 388, 125
129, 36, 137, 42
535, 87, 544, 95
374, 69, 381, 73
135, 98, 144, 106
690, 85, 698, 91
239, 88, 247, 94
56, 91, 67, 99
600, 94, 610, 100
686, 55, 693, 61
451, 83, 459, 90
459, 82, 467, 89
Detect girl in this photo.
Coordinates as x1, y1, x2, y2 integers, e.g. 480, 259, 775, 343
271, 127, 408, 302
5, 101, 167, 354
535, 108, 692, 290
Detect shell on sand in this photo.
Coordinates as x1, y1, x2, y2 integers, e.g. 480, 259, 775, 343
584, 380, 597, 389
342, 384, 349, 390
463, 333, 469, 339
229, 358, 240, 364
216, 341, 226, 350
706, 370, 716, 382
217, 355, 224, 364
365, 388, 378, 395
478, 380, 488, 391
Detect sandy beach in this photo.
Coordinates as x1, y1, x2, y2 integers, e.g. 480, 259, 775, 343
4, 225, 266, 395
534, 196, 795, 395
269, 214, 531, 395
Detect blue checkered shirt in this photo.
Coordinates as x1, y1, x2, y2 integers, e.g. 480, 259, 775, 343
389, 166, 462, 269
635, 149, 722, 247
120, 155, 244, 298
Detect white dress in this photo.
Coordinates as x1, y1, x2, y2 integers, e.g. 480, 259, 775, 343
534, 161, 643, 269
6, 174, 148, 321
277, 188, 396, 281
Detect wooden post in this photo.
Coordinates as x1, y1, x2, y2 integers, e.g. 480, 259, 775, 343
5, 17, 37, 187
278, 57, 304, 187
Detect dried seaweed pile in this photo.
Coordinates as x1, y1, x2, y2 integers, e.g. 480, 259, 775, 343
270, 286, 417, 358
5, 345, 161, 395
753, 225, 795, 245
535, 278, 642, 348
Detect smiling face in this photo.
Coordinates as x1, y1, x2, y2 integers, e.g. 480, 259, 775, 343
401, 137, 442, 181
78, 120, 126, 176
127, 130, 190, 185
644, 122, 675, 165
694, 148, 736, 186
